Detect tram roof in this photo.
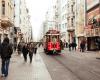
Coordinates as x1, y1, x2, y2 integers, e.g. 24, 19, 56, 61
46, 30, 60, 34
46, 34, 60, 35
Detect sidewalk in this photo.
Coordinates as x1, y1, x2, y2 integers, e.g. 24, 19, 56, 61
0, 50, 52, 80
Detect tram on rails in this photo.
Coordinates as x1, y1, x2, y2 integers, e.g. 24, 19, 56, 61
43, 30, 62, 54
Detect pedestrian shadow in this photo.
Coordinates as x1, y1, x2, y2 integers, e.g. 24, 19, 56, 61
96, 57, 100, 60
47, 53, 61, 56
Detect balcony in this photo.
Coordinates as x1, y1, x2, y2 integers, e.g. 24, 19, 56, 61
70, 0, 75, 5
0, 15, 14, 29
67, 26, 75, 32
69, 12, 75, 18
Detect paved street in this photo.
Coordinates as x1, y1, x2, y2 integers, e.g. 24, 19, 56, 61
0, 46, 100, 80
0, 0, 99, 80
40, 47, 100, 80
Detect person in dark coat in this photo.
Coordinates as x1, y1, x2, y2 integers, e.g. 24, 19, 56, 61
0, 37, 13, 77
68, 43, 72, 51
17, 42, 22, 55
28, 43, 34, 63
60, 40, 64, 50
22, 43, 29, 62
74, 42, 77, 51
34, 44, 37, 55
14, 42, 17, 52
66, 42, 68, 48
72, 42, 77, 51
80, 41, 86, 52
71, 42, 74, 50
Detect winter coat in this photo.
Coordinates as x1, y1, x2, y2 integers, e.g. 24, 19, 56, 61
0, 42, 13, 59
17, 44, 22, 51
22, 46, 29, 54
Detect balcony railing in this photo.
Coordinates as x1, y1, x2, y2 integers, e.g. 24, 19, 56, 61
67, 26, 75, 31
1, 15, 14, 28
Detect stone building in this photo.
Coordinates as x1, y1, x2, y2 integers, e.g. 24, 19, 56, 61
67, 0, 76, 43
85, 0, 100, 51
0, 0, 14, 43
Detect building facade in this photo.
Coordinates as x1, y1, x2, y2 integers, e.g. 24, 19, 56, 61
60, 0, 68, 42
19, 0, 32, 43
75, 0, 86, 48
43, 9, 56, 35
67, 0, 76, 43
43, 0, 68, 43
85, 0, 100, 51
53, 0, 61, 31
14, 0, 21, 44
0, 0, 14, 43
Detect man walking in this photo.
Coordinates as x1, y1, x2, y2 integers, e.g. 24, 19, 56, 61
80, 40, 86, 52
28, 43, 34, 63
0, 37, 13, 77
34, 44, 38, 55
22, 43, 28, 62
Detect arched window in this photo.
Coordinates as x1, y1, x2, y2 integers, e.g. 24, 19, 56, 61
2, 1, 5, 15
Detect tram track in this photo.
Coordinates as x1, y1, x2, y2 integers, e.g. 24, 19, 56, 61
40, 49, 100, 80
51, 55, 83, 80
51, 54, 100, 80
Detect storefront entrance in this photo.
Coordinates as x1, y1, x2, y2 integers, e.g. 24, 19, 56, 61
87, 36, 100, 51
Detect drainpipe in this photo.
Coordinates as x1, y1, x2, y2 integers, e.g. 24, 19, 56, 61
0, 21, 1, 43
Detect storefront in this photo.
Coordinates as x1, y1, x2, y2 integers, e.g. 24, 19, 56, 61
87, 36, 100, 51
85, 27, 100, 51
68, 31, 76, 43
86, 0, 100, 51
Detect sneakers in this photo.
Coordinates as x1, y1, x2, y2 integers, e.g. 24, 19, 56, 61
1, 74, 8, 77
1, 74, 5, 77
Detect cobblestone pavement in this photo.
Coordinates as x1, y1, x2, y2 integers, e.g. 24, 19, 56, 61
0, 50, 52, 80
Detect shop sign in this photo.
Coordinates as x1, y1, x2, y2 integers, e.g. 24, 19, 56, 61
85, 29, 91, 37
90, 29, 94, 36
94, 28, 100, 36
85, 28, 100, 37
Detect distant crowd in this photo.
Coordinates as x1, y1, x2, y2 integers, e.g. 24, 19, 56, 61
60, 40, 86, 52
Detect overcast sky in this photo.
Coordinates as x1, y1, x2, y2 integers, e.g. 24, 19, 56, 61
25, 0, 53, 41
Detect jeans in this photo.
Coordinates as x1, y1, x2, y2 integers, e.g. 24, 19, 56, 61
1, 59, 10, 77
23, 53, 27, 62
29, 53, 33, 63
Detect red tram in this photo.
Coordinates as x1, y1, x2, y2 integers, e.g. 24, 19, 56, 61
43, 30, 61, 54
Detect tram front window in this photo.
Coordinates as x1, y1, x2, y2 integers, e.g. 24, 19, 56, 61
52, 36, 57, 43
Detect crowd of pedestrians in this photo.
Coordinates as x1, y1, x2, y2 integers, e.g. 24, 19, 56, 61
17, 42, 38, 63
0, 37, 38, 78
62, 40, 86, 52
